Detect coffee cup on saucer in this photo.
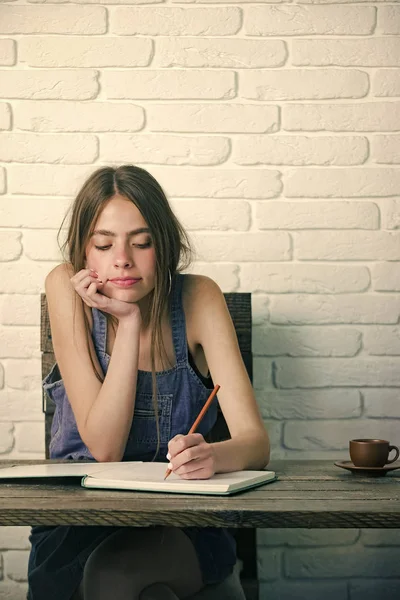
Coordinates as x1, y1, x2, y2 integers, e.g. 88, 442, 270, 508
349, 439, 400, 468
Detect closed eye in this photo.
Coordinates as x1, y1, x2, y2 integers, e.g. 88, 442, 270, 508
95, 241, 152, 251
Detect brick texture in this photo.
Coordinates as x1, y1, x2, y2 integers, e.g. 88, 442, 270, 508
2, 2, 400, 597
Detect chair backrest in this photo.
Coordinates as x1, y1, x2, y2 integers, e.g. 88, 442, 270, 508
40, 291, 258, 600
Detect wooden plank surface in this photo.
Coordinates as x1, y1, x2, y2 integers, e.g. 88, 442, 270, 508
0, 460, 399, 528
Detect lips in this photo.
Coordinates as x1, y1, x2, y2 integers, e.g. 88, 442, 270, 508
109, 278, 142, 288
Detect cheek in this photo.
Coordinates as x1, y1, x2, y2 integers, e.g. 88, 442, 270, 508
142, 249, 156, 273
85, 249, 105, 275
149, 254, 157, 277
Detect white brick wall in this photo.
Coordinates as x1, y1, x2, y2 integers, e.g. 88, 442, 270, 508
0, 1, 399, 598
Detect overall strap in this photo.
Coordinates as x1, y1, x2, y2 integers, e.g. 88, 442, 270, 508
91, 307, 107, 356
170, 273, 188, 365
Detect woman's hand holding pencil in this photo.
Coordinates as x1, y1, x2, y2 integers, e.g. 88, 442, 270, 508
164, 384, 220, 480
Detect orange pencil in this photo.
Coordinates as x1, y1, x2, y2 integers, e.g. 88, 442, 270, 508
164, 384, 220, 480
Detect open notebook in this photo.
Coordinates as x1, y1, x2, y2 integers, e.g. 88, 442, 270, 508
0, 462, 276, 496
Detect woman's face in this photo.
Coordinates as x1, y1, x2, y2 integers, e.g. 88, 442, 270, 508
85, 194, 157, 304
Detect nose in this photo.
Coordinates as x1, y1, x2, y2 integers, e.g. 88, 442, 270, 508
114, 258, 132, 269
114, 246, 133, 269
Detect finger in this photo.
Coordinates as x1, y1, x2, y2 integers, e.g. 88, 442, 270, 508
70, 268, 92, 285
167, 434, 184, 457
78, 272, 103, 292
86, 281, 100, 299
170, 434, 184, 443
89, 291, 113, 313
173, 456, 204, 475
86, 284, 112, 311
76, 282, 103, 309
80, 293, 96, 308
73, 274, 99, 296
186, 433, 204, 445
168, 434, 205, 461
179, 465, 212, 480
169, 445, 207, 470
179, 434, 203, 457
171, 433, 203, 454
89, 269, 104, 284
73, 268, 102, 288
75, 281, 96, 305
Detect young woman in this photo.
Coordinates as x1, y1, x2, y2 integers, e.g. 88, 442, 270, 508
27, 165, 270, 600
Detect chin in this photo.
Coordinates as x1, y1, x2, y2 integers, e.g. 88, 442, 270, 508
104, 286, 147, 303
109, 290, 139, 302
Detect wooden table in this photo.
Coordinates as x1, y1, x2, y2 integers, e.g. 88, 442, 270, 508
0, 459, 399, 529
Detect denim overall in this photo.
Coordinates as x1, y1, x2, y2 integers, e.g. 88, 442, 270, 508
27, 274, 237, 600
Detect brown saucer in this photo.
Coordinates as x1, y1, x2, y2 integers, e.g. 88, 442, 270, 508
334, 460, 400, 477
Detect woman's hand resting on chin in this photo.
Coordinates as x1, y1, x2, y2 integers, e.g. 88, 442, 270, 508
70, 268, 141, 323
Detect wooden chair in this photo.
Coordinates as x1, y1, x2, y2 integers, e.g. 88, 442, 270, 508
41, 292, 258, 600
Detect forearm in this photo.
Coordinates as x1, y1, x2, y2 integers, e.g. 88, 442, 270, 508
211, 430, 270, 473
84, 318, 141, 462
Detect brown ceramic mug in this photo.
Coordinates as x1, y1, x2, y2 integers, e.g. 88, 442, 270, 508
349, 439, 400, 468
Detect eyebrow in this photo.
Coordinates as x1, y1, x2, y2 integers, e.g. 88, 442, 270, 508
91, 228, 150, 237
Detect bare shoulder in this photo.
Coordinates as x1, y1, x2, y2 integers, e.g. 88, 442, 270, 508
183, 273, 223, 302
182, 274, 231, 342
45, 262, 74, 295
45, 262, 92, 326
182, 273, 225, 314
46, 263, 78, 316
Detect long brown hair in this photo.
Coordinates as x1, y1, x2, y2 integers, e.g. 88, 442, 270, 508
59, 165, 192, 457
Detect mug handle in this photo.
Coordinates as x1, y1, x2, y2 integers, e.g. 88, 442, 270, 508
387, 445, 400, 464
